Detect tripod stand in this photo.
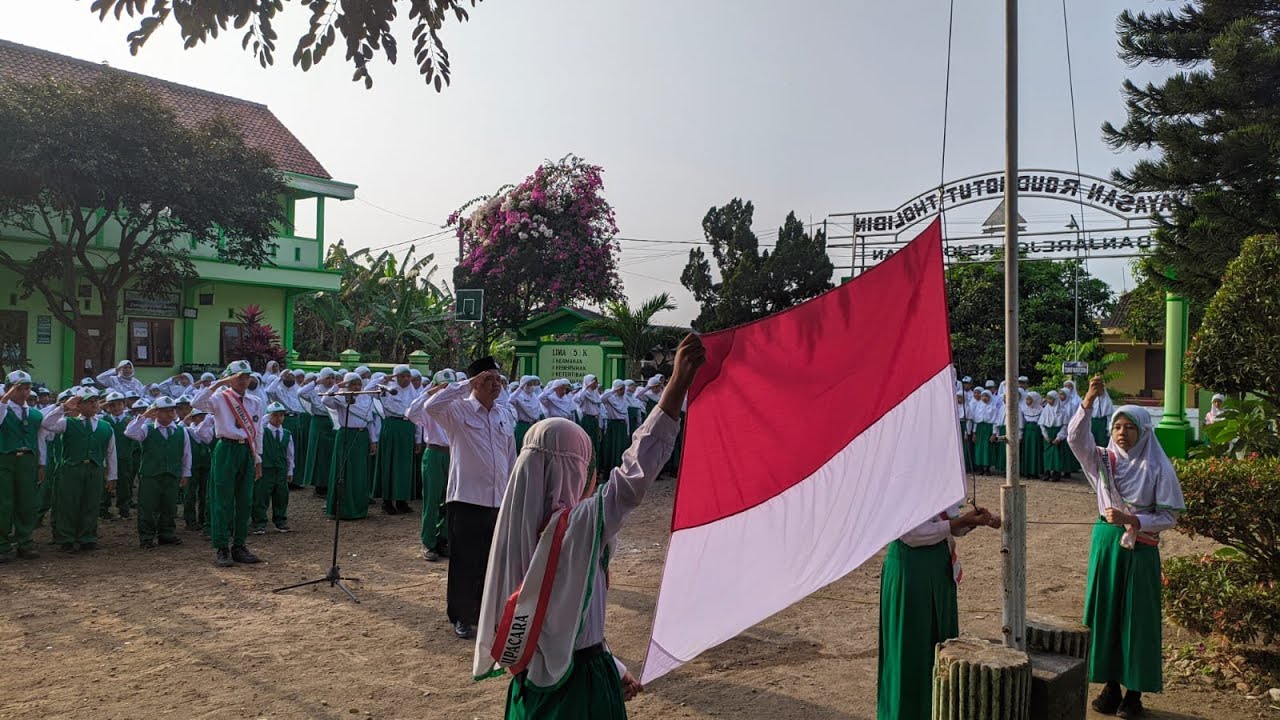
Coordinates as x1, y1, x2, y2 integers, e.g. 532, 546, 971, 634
274, 391, 376, 603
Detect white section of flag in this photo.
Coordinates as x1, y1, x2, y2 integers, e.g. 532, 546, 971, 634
640, 366, 966, 684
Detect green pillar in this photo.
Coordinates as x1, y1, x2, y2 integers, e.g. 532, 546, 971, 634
181, 284, 196, 367
408, 350, 431, 376
338, 348, 360, 369
282, 289, 296, 356
1154, 291, 1194, 458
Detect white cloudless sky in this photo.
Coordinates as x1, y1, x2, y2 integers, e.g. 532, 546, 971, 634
1, 0, 1171, 325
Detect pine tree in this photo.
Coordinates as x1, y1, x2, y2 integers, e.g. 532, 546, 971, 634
1104, 1, 1280, 325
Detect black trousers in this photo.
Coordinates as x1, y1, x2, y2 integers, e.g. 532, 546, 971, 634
445, 501, 500, 626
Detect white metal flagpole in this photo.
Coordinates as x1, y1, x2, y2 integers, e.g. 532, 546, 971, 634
1001, 0, 1027, 651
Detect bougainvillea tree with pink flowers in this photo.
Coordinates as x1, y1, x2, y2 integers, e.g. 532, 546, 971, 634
449, 154, 622, 350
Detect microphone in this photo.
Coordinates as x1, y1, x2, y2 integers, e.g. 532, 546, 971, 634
326, 388, 385, 396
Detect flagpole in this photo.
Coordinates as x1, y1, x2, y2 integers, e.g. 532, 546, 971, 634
1001, 0, 1027, 651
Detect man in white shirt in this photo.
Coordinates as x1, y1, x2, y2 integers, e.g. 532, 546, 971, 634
191, 360, 264, 568
424, 356, 516, 639
375, 365, 420, 515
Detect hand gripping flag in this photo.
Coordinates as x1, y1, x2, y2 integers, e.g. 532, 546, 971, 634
641, 219, 966, 683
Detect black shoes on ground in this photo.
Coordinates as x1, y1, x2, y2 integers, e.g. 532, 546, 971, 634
16, 548, 39, 560
382, 501, 399, 515
395, 501, 413, 514
453, 621, 476, 640
231, 545, 261, 564
1092, 683, 1143, 717
215, 548, 233, 567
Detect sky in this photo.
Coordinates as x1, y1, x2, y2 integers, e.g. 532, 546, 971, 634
0, 0, 1172, 326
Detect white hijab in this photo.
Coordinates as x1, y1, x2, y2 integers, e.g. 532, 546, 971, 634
1039, 391, 1065, 427
1101, 405, 1185, 514
474, 418, 606, 687
1020, 391, 1044, 423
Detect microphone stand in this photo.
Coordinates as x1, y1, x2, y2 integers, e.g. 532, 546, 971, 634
273, 389, 372, 604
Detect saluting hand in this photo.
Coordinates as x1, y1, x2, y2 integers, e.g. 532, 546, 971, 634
1083, 374, 1105, 410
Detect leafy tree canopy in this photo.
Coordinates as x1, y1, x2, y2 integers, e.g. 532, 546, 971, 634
0, 74, 285, 373
681, 200, 834, 332
88, 0, 481, 89
575, 293, 680, 379
1105, 1, 1280, 334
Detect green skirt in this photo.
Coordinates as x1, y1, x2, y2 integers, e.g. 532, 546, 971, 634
515, 420, 533, 451
992, 425, 1007, 472
1019, 422, 1045, 477
1091, 416, 1109, 447
326, 427, 370, 520
960, 421, 974, 472
973, 422, 995, 467
1042, 426, 1065, 472
376, 417, 416, 502
286, 414, 309, 481
505, 645, 626, 720
599, 419, 629, 478
303, 414, 336, 488
878, 539, 959, 720
1084, 520, 1164, 692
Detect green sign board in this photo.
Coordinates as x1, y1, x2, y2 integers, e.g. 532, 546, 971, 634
537, 343, 602, 382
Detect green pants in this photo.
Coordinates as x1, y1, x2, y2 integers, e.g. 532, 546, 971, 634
137, 473, 180, 542
184, 464, 210, 527
253, 465, 289, 529
103, 454, 138, 514
0, 451, 39, 553
54, 463, 104, 546
877, 539, 959, 720
420, 446, 449, 550
209, 440, 254, 550
1084, 520, 1164, 692
37, 461, 56, 523
505, 646, 626, 720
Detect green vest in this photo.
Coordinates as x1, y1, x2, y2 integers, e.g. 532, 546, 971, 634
139, 423, 186, 477
108, 415, 141, 463
0, 404, 42, 453
61, 416, 115, 467
191, 435, 212, 470
261, 425, 290, 470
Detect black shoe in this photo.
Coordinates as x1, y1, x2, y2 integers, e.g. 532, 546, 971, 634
215, 548, 234, 567
79, 542, 98, 551
99, 510, 113, 521
453, 621, 475, 640
140, 539, 156, 549
231, 545, 261, 564
118, 510, 132, 520
382, 502, 399, 515
275, 524, 291, 533
395, 501, 413, 513
158, 536, 183, 546
422, 547, 440, 562
1117, 690, 1143, 718
16, 548, 39, 560
288, 483, 303, 490
0, 552, 11, 564
1091, 682, 1122, 715
437, 541, 450, 559
58, 542, 76, 553
314, 487, 327, 497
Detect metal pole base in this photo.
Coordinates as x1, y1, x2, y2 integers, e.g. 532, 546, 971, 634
1001, 483, 1027, 650
273, 565, 361, 604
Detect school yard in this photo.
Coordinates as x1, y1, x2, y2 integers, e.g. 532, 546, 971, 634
0, 476, 1272, 719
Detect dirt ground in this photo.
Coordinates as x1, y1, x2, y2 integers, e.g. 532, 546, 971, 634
1, 474, 1275, 720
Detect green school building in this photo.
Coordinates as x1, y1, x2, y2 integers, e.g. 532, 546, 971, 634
0, 40, 354, 390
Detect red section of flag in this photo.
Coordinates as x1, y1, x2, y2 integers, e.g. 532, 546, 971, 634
672, 219, 950, 531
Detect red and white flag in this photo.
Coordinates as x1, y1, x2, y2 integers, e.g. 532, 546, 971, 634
641, 219, 966, 683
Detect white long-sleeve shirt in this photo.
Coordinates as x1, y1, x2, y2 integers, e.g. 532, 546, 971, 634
375, 382, 420, 419
95, 369, 147, 397
1066, 405, 1178, 533
575, 388, 603, 417
190, 386, 264, 463
265, 376, 307, 414
187, 415, 216, 445
320, 391, 382, 440
899, 508, 974, 547
539, 389, 577, 420
577, 409, 681, 649
258, 422, 296, 475
407, 390, 450, 447
601, 391, 630, 422
124, 416, 192, 478
40, 406, 117, 481
0, 401, 47, 465
511, 390, 543, 423
424, 382, 516, 507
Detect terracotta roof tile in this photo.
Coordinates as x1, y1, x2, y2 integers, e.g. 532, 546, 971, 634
0, 39, 331, 179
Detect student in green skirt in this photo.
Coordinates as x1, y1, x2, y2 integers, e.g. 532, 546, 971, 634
299, 368, 339, 496
321, 373, 380, 521
573, 375, 603, 458
955, 391, 974, 472
599, 380, 631, 478
1068, 376, 1184, 718
1039, 391, 1067, 482
374, 365, 421, 515
971, 390, 996, 474
511, 376, 543, 450
408, 370, 454, 562
1089, 384, 1116, 447
878, 504, 1001, 720
1018, 391, 1045, 479
474, 333, 704, 719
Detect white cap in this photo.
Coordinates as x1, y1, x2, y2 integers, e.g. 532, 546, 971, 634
962, 376, 972, 383
77, 386, 102, 400
5, 370, 31, 385
224, 360, 253, 376
265, 401, 288, 414
150, 396, 178, 409
130, 399, 150, 410
433, 369, 456, 385
200, 372, 217, 382
985, 380, 996, 388
455, 371, 468, 381
104, 391, 125, 403
80, 377, 96, 386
